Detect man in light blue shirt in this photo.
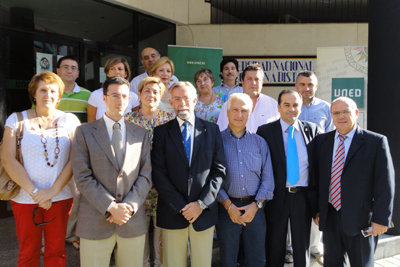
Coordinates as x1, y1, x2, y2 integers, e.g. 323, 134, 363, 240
295, 71, 333, 262
218, 93, 274, 267
296, 71, 334, 133
213, 58, 243, 96
257, 90, 319, 267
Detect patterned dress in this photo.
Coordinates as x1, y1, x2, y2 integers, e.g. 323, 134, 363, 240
125, 109, 175, 216
195, 93, 227, 123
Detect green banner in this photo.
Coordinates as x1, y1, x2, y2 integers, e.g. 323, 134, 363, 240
168, 45, 223, 86
331, 77, 365, 108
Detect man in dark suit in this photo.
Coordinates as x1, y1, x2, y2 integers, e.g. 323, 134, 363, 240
312, 97, 395, 267
257, 89, 319, 267
151, 81, 226, 267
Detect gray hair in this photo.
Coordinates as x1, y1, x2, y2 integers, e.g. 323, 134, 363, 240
226, 93, 253, 111
169, 81, 198, 99
331, 97, 358, 111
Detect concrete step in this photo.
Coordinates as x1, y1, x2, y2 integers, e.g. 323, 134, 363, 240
375, 234, 400, 260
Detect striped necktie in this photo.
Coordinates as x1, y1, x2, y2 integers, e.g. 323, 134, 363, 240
330, 134, 346, 211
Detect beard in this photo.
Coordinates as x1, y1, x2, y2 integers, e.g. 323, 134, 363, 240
177, 110, 192, 121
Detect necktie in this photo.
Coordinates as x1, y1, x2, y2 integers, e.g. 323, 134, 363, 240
111, 122, 124, 169
330, 134, 346, 211
182, 121, 191, 163
286, 125, 299, 185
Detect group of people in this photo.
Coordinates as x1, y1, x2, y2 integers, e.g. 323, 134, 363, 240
0, 46, 395, 267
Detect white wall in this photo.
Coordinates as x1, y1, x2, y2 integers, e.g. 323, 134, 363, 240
177, 23, 368, 56
177, 23, 368, 98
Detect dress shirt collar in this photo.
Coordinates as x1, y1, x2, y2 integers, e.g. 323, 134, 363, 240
228, 126, 248, 139
103, 114, 125, 132
280, 119, 300, 133
176, 115, 195, 129
335, 125, 357, 140
303, 97, 317, 107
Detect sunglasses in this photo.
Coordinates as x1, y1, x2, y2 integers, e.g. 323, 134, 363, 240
32, 206, 56, 226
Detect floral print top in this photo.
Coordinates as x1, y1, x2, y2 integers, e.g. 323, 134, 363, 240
125, 108, 175, 216
194, 93, 227, 123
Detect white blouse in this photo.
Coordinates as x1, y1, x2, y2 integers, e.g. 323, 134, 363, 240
5, 111, 80, 204
88, 88, 139, 120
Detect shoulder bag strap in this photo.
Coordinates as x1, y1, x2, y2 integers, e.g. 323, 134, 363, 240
14, 112, 24, 164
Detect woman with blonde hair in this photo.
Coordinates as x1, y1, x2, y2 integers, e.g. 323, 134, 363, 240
125, 76, 174, 267
1, 72, 81, 266
149, 57, 177, 113
87, 57, 139, 122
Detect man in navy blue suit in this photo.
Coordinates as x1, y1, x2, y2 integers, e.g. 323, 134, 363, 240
151, 81, 226, 267
312, 97, 395, 267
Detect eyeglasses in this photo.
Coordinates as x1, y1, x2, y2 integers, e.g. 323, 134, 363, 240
107, 93, 129, 100
32, 206, 56, 226
59, 65, 79, 72
332, 110, 352, 116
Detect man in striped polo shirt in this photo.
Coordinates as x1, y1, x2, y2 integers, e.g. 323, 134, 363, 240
56, 56, 91, 122
56, 56, 90, 250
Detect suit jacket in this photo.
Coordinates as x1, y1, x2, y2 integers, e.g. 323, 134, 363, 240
72, 118, 152, 240
151, 117, 226, 231
256, 119, 319, 220
312, 127, 395, 236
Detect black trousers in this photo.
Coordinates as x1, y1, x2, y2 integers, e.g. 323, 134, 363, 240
323, 205, 378, 267
265, 190, 311, 267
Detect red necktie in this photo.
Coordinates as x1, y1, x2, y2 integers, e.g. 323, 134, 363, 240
329, 135, 346, 211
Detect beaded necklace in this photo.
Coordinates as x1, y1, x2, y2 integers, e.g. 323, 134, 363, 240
38, 123, 60, 167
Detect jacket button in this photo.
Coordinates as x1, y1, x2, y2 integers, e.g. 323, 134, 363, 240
117, 194, 122, 198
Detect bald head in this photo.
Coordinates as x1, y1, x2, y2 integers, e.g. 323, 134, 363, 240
331, 97, 359, 135
141, 47, 160, 73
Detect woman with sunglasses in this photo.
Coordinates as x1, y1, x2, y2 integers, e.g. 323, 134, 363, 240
1, 72, 80, 266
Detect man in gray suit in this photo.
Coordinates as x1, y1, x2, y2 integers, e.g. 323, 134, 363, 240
72, 77, 152, 267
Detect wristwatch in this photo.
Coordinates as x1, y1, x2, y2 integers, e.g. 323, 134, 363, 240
255, 200, 264, 209
197, 200, 208, 210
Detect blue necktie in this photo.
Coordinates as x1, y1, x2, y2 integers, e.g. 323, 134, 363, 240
286, 125, 299, 185
182, 121, 191, 163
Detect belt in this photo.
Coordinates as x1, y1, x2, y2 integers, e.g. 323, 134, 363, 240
230, 196, 255, 202
286, 187, 308, 193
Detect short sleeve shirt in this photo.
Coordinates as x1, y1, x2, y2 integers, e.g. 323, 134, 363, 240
5, 111, 81, 203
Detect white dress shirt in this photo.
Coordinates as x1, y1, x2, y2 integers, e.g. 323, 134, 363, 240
103, 114, 127, 154
217, 93, 280, 133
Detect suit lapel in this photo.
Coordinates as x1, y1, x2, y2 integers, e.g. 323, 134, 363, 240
272, 120, 286, 163
92, 118, 119, 171
299, 121, 311, 144
169, 119, 189, 165
344, 127, 364, 169
191, 117, 205, 163
122, 123, 137, 170
325, 131, 335, 173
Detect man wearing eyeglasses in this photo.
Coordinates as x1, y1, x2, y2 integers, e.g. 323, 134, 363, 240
312, 97, 394, 267
56, 56, 91, 251
56, 56, 91, 123
72, 77, 152, 267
